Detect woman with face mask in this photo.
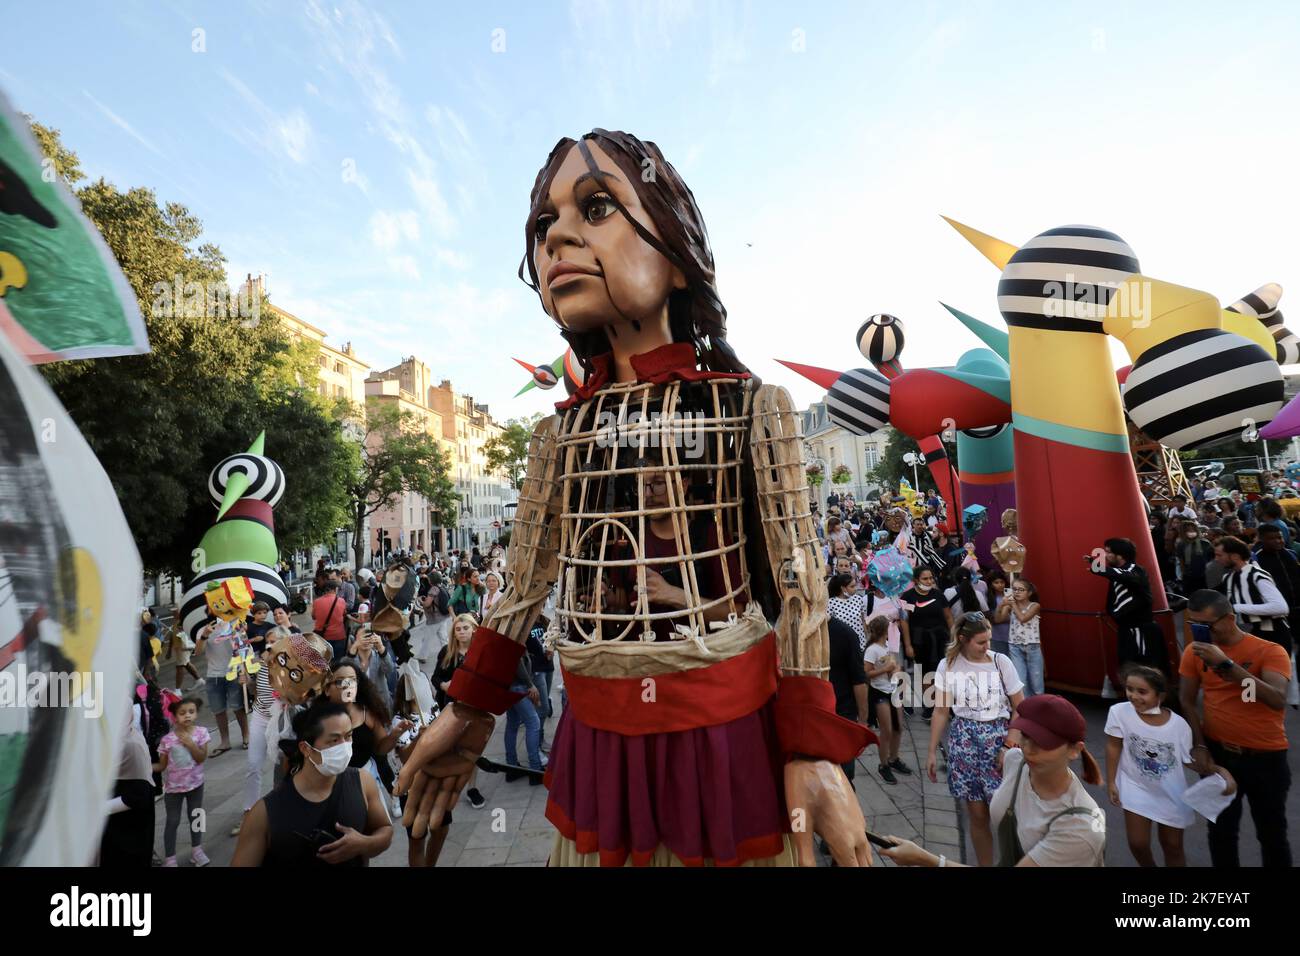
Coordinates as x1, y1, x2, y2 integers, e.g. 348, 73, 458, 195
231, 700, 393, 867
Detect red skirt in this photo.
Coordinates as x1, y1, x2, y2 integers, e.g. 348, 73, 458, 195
543, 698, 789, 866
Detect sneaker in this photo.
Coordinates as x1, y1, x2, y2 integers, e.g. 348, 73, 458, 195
466, 787, 486, 809
162, 856, 178, 868
529, 773, 543, 787
922, 711, 932, 723
539, 754, 549, 768
190, 847, 210, 867
878, 764, 899, 785
889, 758, 913, 776
229, 823, 242, 837
504, 768, 525, 783
389, 794, 402, 818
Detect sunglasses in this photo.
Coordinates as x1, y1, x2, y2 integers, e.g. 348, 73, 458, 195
331, 677, 357, 689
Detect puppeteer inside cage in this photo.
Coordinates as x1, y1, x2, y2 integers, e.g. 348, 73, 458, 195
552, 376, 752, 643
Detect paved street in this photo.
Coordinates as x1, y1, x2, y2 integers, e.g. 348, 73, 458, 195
157, 618, 1298, 868
155, 611, 960, 867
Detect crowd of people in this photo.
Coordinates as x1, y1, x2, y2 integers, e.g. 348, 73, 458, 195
109, 542, 561, 868
821, 475, 1296, 868
108, 469, 1300, 868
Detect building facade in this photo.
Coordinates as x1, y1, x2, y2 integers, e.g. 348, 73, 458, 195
365, 362, 517, 558
800, 400, 889, 513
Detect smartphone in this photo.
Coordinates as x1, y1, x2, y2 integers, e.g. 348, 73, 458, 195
864, 829, 899, 850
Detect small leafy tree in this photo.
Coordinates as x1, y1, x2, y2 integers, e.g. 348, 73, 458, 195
347, 399, 457, 569
484, 413, 543, 490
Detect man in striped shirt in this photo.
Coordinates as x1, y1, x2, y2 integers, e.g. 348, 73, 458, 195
1088, 537, 1167, 673
1214, 535, 1292, 654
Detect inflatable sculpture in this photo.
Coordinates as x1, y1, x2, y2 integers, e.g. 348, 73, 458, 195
400, 129, 874, 867
179, 432, 288, 641
891, 220, 1286, 691
789, 219, 1290, 693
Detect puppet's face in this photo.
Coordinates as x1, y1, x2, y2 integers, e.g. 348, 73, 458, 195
531, 141, 684, 334
267, 629, 333, 705
383, 565, 409, 594
885, 511, 904, 534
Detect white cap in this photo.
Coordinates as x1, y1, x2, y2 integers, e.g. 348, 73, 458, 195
357, 568, 375, 583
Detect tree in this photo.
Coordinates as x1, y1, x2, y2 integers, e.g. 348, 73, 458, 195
867, 428, 917, 491
347, 399, 457, 570
29, 119, 350, 576
484, 414, 543, 490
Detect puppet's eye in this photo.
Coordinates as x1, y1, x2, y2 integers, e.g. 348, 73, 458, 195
276, 653, 289, 667
289, 668, 303, 682
582, 193, 616, 224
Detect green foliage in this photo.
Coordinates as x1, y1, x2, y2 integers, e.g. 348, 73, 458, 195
831, 464, 853, 484
26, 118, 84, 185
484, 414, 543, 490
347, 399, 457, 568
30, 119, 351, 576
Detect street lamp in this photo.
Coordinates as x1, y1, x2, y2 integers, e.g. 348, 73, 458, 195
902, 451, 921, 490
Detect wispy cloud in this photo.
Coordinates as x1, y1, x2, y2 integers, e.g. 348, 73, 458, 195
218, 68, 313, 165
303, 0, 455, 237
82, 90, 166, 158
369, 209, 420, 250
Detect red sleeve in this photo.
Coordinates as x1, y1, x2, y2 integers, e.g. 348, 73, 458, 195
773, 675, 875, 764
446, 626, 527, 715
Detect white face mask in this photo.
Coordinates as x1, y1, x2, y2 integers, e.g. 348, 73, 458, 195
310, 741, 353, 776
1139, 705, 1161, 716
914, 583, 932, 594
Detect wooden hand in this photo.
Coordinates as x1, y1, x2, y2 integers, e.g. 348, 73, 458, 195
784, 758, 871, 867
393, 702, 494, 838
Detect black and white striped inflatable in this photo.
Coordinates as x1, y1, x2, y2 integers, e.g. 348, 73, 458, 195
1123, 328, 1284, 449
961, 424, 1008, 440
998, 225, 1140, 333
208, 452, 285, 508
857, 314, 905, 365
179, 561, 290, 641
826, 367, 891, 435
1226, 283, 1299, 365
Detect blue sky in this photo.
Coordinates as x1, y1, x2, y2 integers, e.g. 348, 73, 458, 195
6, 1, 1300, 418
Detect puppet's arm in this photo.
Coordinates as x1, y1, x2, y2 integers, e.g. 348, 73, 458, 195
482, 414, 566, 641
750, 384, 873, 867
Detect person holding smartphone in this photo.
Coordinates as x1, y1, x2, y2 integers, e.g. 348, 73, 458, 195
231, 700, 393, 867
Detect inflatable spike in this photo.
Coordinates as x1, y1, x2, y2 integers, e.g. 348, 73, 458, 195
941, 216, 1019, 270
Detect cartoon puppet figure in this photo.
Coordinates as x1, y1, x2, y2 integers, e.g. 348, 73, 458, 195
396, 130, 874, 866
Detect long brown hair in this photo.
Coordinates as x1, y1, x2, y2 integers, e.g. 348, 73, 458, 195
519, 129, 748, 377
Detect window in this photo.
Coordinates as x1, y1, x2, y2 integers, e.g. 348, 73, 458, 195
318, 355, 327, 368
334, 361, 345, 374
864, 445, 880, 470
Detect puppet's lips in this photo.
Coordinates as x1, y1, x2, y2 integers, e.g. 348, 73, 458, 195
546, 261, 600, 286
549, 271, 595, 289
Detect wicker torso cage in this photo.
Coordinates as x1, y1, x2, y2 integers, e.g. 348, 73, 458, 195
489, 374, 830, 678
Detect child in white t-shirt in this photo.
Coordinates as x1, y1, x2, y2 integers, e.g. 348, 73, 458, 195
863, 616, 911, 783
1104, 664, 1235, 867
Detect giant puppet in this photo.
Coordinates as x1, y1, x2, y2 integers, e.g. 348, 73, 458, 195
397, 129, 874, 867
825, 220, 1287, 693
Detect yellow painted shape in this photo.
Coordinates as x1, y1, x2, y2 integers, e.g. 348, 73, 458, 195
1104, 275, 1222, 361
1009, 327, 1127, 435
941, 216, 1019, 270
53, 547, 103, 678
1220, 309, 1277, 356
0, 252, 28, 296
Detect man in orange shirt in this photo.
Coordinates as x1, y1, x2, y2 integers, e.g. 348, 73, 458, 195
1180, 589, 1292, 867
